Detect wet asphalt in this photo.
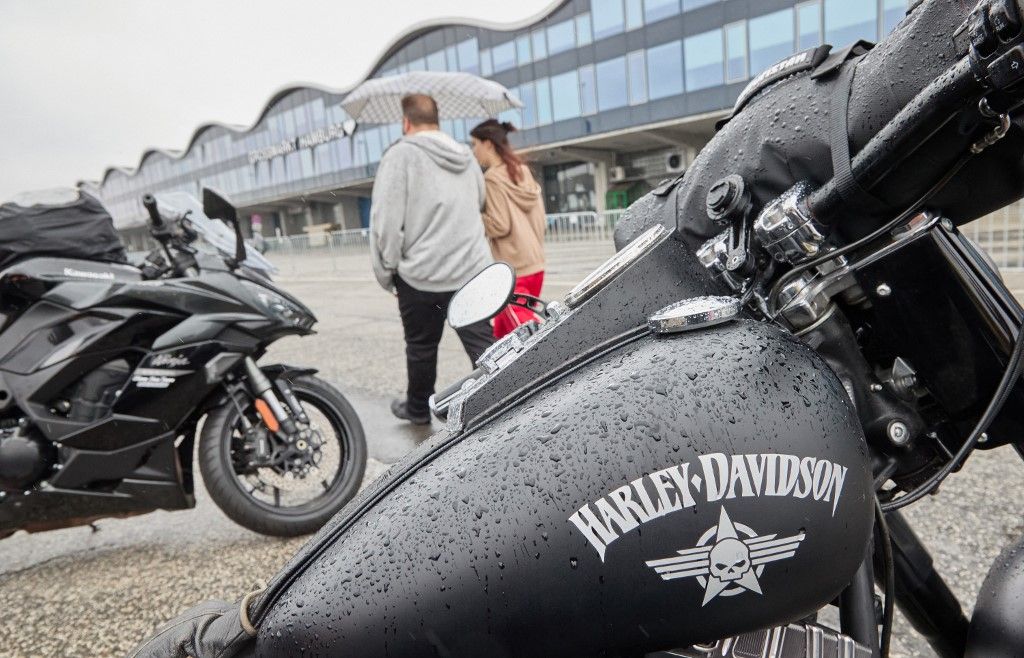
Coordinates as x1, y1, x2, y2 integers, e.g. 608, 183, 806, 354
1, 246, 1023, 657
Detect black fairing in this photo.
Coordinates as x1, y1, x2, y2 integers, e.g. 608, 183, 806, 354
254, 321, 872, 656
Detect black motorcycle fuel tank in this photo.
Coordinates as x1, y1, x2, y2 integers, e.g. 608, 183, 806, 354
254, 318, 873, 655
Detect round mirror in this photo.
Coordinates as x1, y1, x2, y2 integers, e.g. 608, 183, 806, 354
447, 262, 516, 329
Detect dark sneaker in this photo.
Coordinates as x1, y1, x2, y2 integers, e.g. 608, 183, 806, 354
390, 399, 431, 425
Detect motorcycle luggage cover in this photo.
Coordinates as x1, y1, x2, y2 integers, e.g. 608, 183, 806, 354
0, 188, 127, 270
254, 321, 873, 656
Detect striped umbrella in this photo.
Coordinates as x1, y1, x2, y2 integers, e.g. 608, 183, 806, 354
341, 71, 523, 124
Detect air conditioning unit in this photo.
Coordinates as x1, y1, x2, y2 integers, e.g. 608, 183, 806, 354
609, 166, 627, 182
665, 152, 686, 174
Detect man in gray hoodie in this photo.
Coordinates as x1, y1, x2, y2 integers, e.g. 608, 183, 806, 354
371, 94, 494, 424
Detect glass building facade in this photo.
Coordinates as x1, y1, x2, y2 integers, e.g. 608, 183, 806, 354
90, 0, 909, 243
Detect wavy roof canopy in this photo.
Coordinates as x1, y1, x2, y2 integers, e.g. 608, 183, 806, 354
90, 0, 568, 189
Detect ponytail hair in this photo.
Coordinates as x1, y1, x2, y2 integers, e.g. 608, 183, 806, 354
470, 119, 526, 185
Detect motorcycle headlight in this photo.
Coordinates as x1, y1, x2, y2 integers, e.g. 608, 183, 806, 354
241, 280, 313, 328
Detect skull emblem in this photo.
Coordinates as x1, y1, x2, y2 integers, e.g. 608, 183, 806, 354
708, 538, 750, 582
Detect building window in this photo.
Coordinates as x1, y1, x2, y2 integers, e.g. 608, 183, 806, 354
579, 64, 598, 114
592, 0, 625, 40
625, 0, 643, 30
647, 40, 684, 100
497, 99, 522, 130
516, 35, 532, 65
492, 41, 517, 72
408, 57, 426, 72
682, 0, 717, 10
532, 29, 548, 59
480, 48, 493, 76
628, 50, 647, 104
645, 0, 679, 23
519, 82, 538, 127
547, 19, 575, 55
576, 13, 593, 46
458, 39, 480, 74
725, 22, 747, 82
551, 70, 582, 121
596, 56, 629, 110
426, 50, 447, 71
824, 0, 877, 46
882, 0, 907, 35
749, 9, 795, 76
445, 45, 458, 70
543, 162, 597, 212
684, 28, 724, 91
797, 1, 823, 50
535, 78, 553, 125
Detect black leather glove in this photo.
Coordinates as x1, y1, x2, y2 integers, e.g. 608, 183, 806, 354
129, 598, 255, 658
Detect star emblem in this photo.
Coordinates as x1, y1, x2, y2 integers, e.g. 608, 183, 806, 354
645, 507, 806, 606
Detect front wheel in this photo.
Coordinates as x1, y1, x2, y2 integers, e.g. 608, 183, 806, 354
199, 375, 367, 536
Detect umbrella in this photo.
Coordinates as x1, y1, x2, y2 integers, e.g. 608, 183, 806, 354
341, 71, 523, 124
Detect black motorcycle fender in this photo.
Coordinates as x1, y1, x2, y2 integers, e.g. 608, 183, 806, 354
253, 320, 874, 656
965, 531, 1024, 657
259, 364, 318, 381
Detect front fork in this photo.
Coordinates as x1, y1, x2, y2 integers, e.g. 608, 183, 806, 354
242, 357, 307, 435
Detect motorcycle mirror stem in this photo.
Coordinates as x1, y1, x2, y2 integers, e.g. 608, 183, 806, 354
201, 187, 247, 269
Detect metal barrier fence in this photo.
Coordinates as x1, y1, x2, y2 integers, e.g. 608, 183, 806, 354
261, 210, 629, 256
251, 206, 1024, 274
961, 204, 1024, 270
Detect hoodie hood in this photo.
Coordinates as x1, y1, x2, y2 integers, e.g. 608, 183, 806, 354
402, 131, 475, 173
486, 164, 542, 213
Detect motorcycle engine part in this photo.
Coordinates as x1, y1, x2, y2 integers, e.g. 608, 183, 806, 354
850, 219, 1024, 450
648, 296, 740, 335
696, 230, 746, 292
649, 621, 871, 658
774, 271, 836, 333
564, 223, 668, 308
965, 529, 1024, 657
705, 175, 751, 227
753, 182, 827, 264
253, 321, 873, 656
0, 427, 52, 491
66, 358, 131, 423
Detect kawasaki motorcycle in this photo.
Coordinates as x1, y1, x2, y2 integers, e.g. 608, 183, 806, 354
0, 189, 366, 538
134, 1, 1024, 656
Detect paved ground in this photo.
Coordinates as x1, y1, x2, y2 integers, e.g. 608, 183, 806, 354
1, 241, 1023, 657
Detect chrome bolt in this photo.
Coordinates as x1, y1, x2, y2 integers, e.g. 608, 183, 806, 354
876, 283, 892, 297
887, 420, 910, 446
940, 218, 955, 232
869, 383, 883, 392
978, 432, 989, 444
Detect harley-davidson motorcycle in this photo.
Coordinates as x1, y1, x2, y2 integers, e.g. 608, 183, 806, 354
0, 188, 366, 538
132, 0, 1024, 656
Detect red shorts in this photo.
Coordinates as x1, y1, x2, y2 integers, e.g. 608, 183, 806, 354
493, 270, 545, 339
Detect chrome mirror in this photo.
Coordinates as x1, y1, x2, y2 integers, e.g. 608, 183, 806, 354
447, 262, 516, 329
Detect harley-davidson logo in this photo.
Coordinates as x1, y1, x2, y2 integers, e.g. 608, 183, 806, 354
645, 507, 805, 605
568, 452, 845, 561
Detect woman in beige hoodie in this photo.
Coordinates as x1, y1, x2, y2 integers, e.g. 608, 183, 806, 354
470, 119, 547, 339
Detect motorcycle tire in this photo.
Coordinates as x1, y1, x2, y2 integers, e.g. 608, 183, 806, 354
198, 375, 367, 536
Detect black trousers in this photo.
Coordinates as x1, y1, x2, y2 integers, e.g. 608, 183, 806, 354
396, 276, 494, 416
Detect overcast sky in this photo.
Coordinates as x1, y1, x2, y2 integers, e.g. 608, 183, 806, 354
0, 0, 551, 201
